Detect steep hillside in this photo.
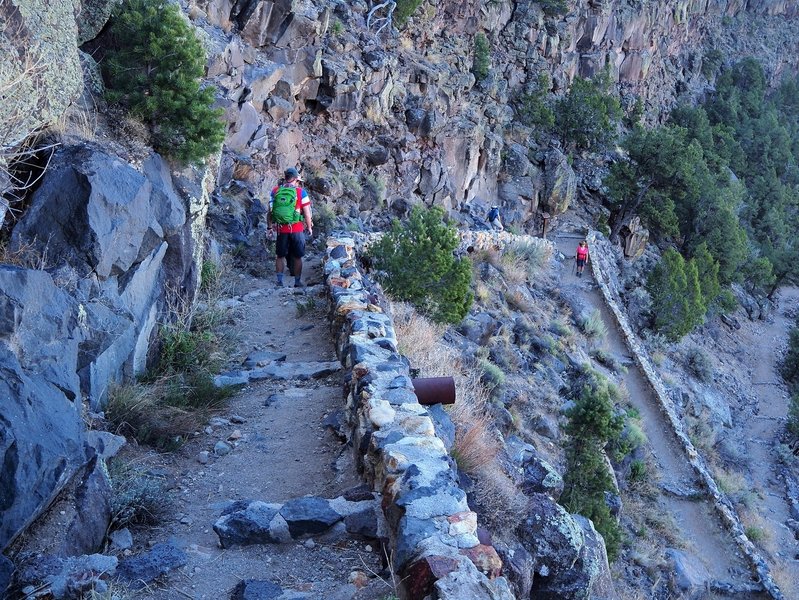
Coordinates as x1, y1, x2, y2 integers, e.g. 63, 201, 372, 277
2, 0, 799, 598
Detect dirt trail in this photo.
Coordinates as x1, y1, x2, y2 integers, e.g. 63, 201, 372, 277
553, 234, 754, 589
127, 256, 393, 600
729, 287, 799, 581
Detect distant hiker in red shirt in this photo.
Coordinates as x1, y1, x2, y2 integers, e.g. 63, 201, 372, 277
267, 167, 313, 287
575, 240, 589, 277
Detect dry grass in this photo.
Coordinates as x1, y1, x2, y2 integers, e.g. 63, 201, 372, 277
393, 301, 501, 476
0, 234, 51, 269
106, 378, 230, 450
771, 561, 799, 599
739, 509, 777, 555
472, 467, 530, 535
500, 239, 552, 285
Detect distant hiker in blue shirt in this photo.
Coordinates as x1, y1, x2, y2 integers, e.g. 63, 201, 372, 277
267, 168, 313, 287
488, 205, 504, 231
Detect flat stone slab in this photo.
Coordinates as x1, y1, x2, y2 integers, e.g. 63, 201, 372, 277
279, 497, 342, 537
243, 351, 287, 369
117, 541, 187, 587
249, 361, 341, 381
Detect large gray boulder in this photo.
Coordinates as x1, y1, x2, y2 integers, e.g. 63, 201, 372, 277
11, 145, 198, 405
0, 267, 87, 551
518, 494, 617, 599
0, 0, 83, 149
12, 145, 173, 280
542, 149, 577, 217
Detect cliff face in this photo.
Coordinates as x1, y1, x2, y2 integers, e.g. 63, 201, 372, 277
199, 0, 799, 235
493, 0, 799, 111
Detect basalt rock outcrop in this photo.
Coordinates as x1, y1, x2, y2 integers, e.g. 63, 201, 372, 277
0, 143, 214, 552
194, 0, 799, 236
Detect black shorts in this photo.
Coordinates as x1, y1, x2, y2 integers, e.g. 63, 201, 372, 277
276, 231, 305, 258
576, 258, 586, 268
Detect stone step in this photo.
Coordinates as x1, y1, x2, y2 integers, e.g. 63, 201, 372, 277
214, 361, 341, 387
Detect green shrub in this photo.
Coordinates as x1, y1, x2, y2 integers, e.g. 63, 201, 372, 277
684, 345, 713, 383
200, 260, 220, 292
395, 0, 424, 26
789, 394, 799, 437
628, 459, 648, 483
103, 0, 225, 163
108, 458, 168, 529
473, 32, 491, 81
579, 309, 608, 340
745, 525, 766, 543
313, 202, 337, 234
330, 19, 344, 36
537, 0, 569, 16
367, 205, 473, 324
555, 71, 622, 150
517, 75, 556, 129
479, 358, 506, 389
646, 248, 706, 340
364, 174, 386, 207
562, 367, 626, 561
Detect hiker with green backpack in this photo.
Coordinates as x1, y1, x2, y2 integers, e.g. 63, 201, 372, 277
267, 167, 313, 287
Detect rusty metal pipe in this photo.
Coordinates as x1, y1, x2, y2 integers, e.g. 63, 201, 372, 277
411, 376, 456, 405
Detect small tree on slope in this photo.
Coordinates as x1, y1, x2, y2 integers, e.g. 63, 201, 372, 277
103, 0, 225, 163
368, 205, 473, 325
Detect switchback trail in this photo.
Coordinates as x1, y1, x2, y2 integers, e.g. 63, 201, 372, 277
553, 234, 757, 595
128, 256, 394, 600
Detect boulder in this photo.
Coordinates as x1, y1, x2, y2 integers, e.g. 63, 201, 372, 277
76, 0, 118, 43
665, 548, 711, 596
12, 144, 157, 279
60, 456, 113, 556
248, 360, 341, 381
0, 0, 83, 148
231, 579, 285, 600
17, 554, 118, 599
0, 268, 86, 552
519, 494, 617, 599
214, 501, 282, 547
620, 216, 649, 259
279, 496, 343, 537
521, 454, 564, 501
117, 541, 187, 588
542, 149, 576, 216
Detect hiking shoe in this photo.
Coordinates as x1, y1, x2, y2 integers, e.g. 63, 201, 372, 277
294, 280, 306, 289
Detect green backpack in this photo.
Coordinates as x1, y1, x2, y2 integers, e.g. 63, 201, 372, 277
272, 186, 301, 225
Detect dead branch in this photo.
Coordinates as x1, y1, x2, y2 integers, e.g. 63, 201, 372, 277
367, 0, 396, 35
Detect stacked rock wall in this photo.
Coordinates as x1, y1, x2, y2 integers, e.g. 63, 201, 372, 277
323, 234, 515, 599
587, 232, 784, 600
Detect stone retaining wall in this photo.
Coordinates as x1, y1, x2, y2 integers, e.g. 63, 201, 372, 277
587, 233, 783, 600
323, 234, 515, 600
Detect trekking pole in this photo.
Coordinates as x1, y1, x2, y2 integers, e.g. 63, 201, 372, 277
571, 259, 576, 275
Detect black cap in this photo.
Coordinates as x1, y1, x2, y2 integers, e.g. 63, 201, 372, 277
284, 167, 301, 181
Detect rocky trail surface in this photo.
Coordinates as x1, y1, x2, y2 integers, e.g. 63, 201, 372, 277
122, 255, 395, 600
553, 234, 759, 597
721, 287, 799, 587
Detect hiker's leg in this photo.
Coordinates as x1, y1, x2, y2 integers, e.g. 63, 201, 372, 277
291, 232, 306, 286
275, 233, 289, 285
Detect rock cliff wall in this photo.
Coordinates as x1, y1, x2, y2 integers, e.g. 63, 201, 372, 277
0, 143, 214, 552
198, 0, 799, 232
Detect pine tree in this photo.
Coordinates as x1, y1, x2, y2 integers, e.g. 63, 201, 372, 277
472, 33, 491, 81
561, 368, 625, 561
103, 0, 225, 163
647, 248, 706, 340
368, 206, 473, 324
